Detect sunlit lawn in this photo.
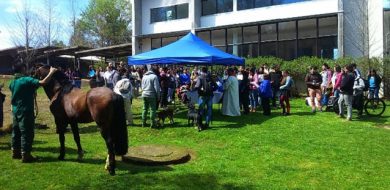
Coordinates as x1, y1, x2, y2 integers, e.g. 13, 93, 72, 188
0, 84, 389, 189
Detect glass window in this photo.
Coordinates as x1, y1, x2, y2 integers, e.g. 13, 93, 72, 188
384, 11, 390, 55
202, 0, 217, 15
177, 4, 189, 19
227, 27, 242, 45
216, 46, 227, 52
197, 31, 211, 44
227, 45, 242, 56
319, 17, 337, 36
261, 24, 277, 42
151, 38, 161, 49
278, 40, 296, 60
298, 38, 316, 57
162, 37, 177, 46
278, 21, 296, 40
318, 36, 337, 59
242, 43, 259, 58
273, 0, 309, 5
261, 42, 277, 56
298, 19, 316, 39
212, 29, 226, 46
243, 26, 258, 43
255, 0, 272, 7
238, 0, 254, 10
217, 0, 233, 13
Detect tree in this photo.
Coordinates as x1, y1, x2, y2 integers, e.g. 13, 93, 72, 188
76, 0, 132, 47
51, 40, 66, 47
40, 0, 59, 47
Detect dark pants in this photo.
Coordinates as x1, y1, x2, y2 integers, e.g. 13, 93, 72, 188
354, 93, 364, 116
262, 98, 271, 115
0, 103, 3, 128
160, 88, 168, 108
272, 87, 280, 107
240, 93, 249, 114
12, 113, 35, 153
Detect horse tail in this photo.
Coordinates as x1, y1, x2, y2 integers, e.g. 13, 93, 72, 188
111, 94, 128, 155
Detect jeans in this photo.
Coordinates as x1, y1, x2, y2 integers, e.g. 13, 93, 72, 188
338, 94, 353, 119
168, 88, 175, 102
249, 89, 258, 109
272, 87, 280, 107
369, 88, 379, 99
142, 97, 157, 126
334, 89, 340, 99
198, 96, 213, 125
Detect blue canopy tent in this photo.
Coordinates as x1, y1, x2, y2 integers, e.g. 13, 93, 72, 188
128, 33, 244, 66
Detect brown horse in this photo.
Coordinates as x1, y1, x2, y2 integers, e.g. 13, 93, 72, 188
35, 66, 128, 175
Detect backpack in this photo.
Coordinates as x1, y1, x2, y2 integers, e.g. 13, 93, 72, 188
199, 76, 214, 96
356, 77, 368, 91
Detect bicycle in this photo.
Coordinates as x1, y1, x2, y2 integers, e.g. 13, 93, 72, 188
332, 89, 386, 117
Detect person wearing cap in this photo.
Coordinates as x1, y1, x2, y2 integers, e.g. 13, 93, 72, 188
114, 78, 133, 125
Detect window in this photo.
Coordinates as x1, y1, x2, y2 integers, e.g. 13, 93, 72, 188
197, 31, 211, 44
150, 4, 188, 23
278, 40, 296, 60
151, 38, 161, 50
261, 42, 277, 57
255, 0, 272, 7
227, 44, 242, 56
211, 29, 226, 46
298, 19, 316, 39
202, 0, 233, 16
278, 21, 296, 40
242, 43, 259, 58
318, 36, 337, 59
318, 17, 337, 36
261, 24, 277, 41
384, 11, 390, 55
298, 38, 316, 57
227, 27, 242, 45
243, 26, 258, 43
238, 0, 308, 10
162, 37, 178, 46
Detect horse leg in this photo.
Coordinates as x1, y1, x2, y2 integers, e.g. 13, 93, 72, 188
70, 123, 84, 161
58, 131, 65, 160
101, 130, 116, 175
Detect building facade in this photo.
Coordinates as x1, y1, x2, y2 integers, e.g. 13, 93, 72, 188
132, 0, 389, 60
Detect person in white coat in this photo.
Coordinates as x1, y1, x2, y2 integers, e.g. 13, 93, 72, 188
114, 78, 133, 125
222, 68, 241, 116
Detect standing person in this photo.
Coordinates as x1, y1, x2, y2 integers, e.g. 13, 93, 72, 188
279, 71, 293, 116
249, 68, 259, 112
131, 68, 141, 96
88, 65, 97, 88
195, 67, 217, 130
160, 67, 169, 108
179, 69, 190, 86
72, 68, 82, 88
320, 63, 332, 107
353, 74, 365, 118
65, 68, 74, 83
269, 65, 282, 108
367, 69, 382, 99
221, 68, 240, 116
104, 62, 119, 90
0, 85, 5, 129
305, 66, 323, 113
9, 63, 57, 162
141, 67, 160, 128
338, 65, 355, 121
259, 74, 272, 116
114, 78, 133, 125
239, 70, 250, 114
351, 63, 362, 78
332, 65, 342, 98
95, 67, 105, 87
167, 69, 177, 103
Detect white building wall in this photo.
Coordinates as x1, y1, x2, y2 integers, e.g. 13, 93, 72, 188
368, 0, 384, 57
141, 0, 192, 35
200, 0, 338, 29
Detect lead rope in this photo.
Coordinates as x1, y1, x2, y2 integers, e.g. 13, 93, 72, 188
34, 92, 39, 119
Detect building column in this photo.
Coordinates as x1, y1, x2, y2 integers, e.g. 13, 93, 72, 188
368, 0, 384, 58
132, 0, 142, 55
337, 0, 344, 57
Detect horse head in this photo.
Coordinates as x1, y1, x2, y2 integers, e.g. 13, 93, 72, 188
35, 65, 70, 100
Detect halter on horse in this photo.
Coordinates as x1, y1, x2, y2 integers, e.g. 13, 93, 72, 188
35, 66, 128, 175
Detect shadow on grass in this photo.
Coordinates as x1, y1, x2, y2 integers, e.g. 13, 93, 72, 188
79, 125, 99, 134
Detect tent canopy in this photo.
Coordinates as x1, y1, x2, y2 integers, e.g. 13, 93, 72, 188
128, 33, 244, 66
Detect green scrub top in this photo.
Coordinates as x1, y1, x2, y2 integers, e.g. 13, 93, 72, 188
9, 74, 40, 116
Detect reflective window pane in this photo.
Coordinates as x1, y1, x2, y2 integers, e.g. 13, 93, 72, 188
227, 27, 242, 45
242, 43, 259, 58
216, 46, 227, 52
202, 0, 217, 15
298, 38, 316, 57
243, 26, 258, 43
217, 0, 233, 13
162, 37, 177, 46
177, 4, 189, 19
261, 42, 277, 56
319, 17, 337, 36
261, 24, 277, 41
197, 31, 211, 44
238, 0, 254, 10
151, 38, 161, 49
212, 29, 226, 46
255, 0, 272, 7
278, 40, 296, 60
298, 19, 316, 39
227, 45, 242, 56
318, 36, 337, 59
279, 21, 296, 40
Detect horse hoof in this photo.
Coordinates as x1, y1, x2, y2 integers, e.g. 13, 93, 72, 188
77, 151, 84, 161
108, 169, 115, 176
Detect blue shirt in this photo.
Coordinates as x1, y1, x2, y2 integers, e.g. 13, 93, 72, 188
179, 73, 190, 85
369, 76, 376, 88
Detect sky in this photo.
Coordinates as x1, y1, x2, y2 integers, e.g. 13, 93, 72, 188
0, 0, 89, 50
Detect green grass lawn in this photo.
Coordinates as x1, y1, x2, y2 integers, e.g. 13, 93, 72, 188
0, 86, 389, 190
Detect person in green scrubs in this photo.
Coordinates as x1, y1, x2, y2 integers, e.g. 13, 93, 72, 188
9, 63, 57, 163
